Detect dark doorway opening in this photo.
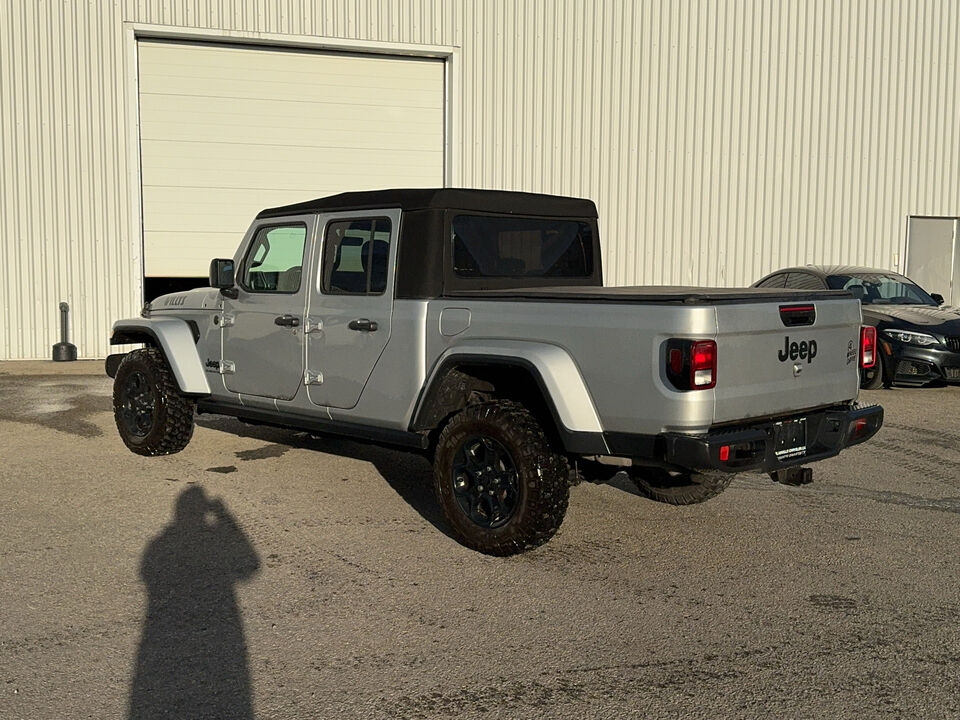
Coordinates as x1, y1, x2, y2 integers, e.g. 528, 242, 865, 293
144, 276, 209, 302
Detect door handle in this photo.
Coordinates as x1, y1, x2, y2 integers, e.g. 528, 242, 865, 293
274, 315, 300, 327
348, 318, 378, 332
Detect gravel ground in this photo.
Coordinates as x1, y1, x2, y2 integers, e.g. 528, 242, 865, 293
1, 361, 958, 719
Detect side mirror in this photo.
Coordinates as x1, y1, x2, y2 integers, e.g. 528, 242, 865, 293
848, 285, 866, 300
931, 292, 944, 305
209, 258, 235, 289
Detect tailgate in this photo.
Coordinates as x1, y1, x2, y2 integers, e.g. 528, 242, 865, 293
713, 298, 861, 424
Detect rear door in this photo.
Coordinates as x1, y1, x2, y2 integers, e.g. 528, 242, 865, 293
713, 298, 862, 423
305, 210, 399, 409
221, 216, 315, 400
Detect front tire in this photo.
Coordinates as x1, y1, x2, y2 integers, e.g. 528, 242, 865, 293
628, 467, 733, 505
113, 348, 195, 456
433, 401, 569, 556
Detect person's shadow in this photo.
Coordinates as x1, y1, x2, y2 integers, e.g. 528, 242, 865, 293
128, 486, 260, 720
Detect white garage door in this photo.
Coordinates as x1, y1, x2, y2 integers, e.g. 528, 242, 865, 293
137, 40, 445, 278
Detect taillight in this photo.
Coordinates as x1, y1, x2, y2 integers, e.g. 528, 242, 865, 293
691, 340, 717, 389
665, 339, 717, 391
860, 326, 877, 368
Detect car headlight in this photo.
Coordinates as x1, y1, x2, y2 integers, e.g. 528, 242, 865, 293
882, 329, 939, 346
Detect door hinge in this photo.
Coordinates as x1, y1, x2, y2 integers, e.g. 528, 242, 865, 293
303, 317, 323, 333
214, 313, 235, 328
304, 370, 323, 385
219, 360, 236, 375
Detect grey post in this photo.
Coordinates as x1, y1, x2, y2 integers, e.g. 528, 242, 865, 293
52, 301, 78, 361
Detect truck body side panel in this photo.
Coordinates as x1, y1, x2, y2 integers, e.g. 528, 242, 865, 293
422, 299, 719, 435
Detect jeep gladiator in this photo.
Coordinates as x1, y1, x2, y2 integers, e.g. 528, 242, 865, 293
107, 189, 883, 555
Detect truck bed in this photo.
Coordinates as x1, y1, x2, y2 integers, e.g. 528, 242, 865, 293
445, 285, 851, 305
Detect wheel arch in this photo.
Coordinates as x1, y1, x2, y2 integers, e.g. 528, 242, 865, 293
110, 317, 210, 396
412, 343, 608, 455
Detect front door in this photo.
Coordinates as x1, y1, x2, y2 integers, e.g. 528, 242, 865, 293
221, 217, 315, 400
306, 210, 399, 409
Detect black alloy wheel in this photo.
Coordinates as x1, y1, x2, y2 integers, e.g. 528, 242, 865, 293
451, 435, 521, 529
119, 370, 157, 438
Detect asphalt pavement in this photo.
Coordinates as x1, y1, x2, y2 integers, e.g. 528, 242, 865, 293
1, 361, 958, 719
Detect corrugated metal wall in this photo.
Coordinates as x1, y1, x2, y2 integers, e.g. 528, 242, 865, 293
458, 0, 960, 288
2, 0, 958, 359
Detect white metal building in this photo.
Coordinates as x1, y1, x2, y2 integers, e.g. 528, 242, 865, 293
1, 0, 958, 360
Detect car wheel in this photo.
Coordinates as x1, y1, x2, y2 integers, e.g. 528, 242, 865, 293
627, 467, 733, 505
113, 348, 195, 456
433, 401, 569, 555
862, 353, 885, 390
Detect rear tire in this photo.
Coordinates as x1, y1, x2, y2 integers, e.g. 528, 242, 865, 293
113, 348, 195, 456
628, 467, 733, 505
433, 401, 569, 555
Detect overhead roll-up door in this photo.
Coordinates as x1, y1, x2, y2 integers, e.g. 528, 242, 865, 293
137, 39, 445, 278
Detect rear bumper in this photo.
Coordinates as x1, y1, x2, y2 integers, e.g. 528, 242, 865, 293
660, 404, 884, 474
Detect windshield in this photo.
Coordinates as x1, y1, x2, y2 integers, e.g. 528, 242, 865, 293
825, 273, 937, 306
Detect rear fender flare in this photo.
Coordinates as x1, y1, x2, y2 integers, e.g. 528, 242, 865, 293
110, 317, 211, 396
414, 341, 604, 447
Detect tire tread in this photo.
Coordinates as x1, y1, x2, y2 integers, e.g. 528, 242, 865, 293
113, 348, 195, 456
434, 400, 569, 555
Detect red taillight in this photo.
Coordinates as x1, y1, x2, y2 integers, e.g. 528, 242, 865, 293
690, 340, 717, 389
719, 445, 730, 462
665, 338, 718, 391
860, 326, 877, 368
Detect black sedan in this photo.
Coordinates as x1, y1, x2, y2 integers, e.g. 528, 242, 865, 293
753, 265, 960, 388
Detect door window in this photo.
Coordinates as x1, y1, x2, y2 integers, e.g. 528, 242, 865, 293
321, 218, 392, 295
756, 274, 787, 288
240, 224, 307, 293
783, 272, 826, 290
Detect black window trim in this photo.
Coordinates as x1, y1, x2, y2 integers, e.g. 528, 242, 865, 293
319, 215, 393, 297
237, 221, 309, 295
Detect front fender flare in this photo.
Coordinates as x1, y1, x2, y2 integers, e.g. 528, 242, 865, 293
110, 317, 211, 396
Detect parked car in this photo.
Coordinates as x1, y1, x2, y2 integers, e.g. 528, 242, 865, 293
107, 190, 882, 555
754, 265, 960, 388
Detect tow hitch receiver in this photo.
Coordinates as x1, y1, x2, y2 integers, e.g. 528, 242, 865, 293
770, 466, 814, 485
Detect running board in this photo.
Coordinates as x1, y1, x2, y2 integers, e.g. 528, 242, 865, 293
196, 401, 431, 451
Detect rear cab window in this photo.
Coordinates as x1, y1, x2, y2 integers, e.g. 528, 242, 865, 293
451, 215, 595, 281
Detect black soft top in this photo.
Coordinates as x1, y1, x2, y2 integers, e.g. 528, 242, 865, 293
257, 188, 598, 219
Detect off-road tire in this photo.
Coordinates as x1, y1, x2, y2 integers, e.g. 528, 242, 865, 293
113, 348, 195, 456
628, 467, 733, 505
433, 401, 569, 556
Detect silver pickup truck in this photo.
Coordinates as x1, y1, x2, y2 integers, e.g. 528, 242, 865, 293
107, 189, 882, 555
